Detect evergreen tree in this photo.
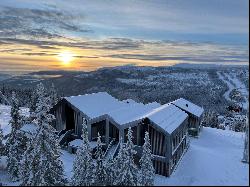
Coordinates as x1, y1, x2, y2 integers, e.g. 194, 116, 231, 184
6, 92, 22, 181
0, 124, 4, 156
114, 127, 138, 186
71, 121, 95, 186
242, 104, 249, 163
21, 83, 66, 186
34, 83, 55, 126
93, 133, 107, 186
29, 89, 38, 120
138, 131, 155, 186
49, 83, 59, 107
105, 156, 116, 186
19, 137, 34, 185
113, 138, 126, 185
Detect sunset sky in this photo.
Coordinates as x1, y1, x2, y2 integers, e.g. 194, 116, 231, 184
0, 0, 249, 73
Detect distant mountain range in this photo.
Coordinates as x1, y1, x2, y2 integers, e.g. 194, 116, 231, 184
0, 73, 12, 81
172, 63, 249, 69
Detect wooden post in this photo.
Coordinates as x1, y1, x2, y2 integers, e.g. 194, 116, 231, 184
105, 118, 109, 145
87, 121, 91, 141
137, 124, 140, 146
163, 135, 167, 157
159, 132, 163, 155
119, 129, 124, 143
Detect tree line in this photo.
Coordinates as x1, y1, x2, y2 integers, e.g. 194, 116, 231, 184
0, 82, 155, 186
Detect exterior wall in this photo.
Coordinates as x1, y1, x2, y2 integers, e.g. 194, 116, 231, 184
53, 99, 190, 177
53, 99, 93, 138
152, 160, 169, 177
187, 114, 202, 136
112, 117, 189, 177
109, 122, 119, 143
91, 120, 106, 141
171, 104, 203, 136
52, 100, 66, 131
168, 118, 189, 175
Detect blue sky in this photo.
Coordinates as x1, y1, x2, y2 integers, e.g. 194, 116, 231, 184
0, 0, 249, 72
0, 0, 248, 43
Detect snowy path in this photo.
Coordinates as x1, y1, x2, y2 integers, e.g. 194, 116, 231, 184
226, 73, 248, 109
217, 72, 235, 101
155, 127, 249, 186
217, 72, 248, 109
60, 150, 75, 179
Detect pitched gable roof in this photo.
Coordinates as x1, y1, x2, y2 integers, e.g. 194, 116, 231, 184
64, 92, 195, 134
145, 103, 188, 134
171, 98, 204, 117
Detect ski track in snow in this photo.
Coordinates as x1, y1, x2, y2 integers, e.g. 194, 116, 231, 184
217, 72, 248, 109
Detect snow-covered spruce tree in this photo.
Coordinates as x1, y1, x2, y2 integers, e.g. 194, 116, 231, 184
113, 138, 126, 185
6, 92, 23, 181
49, 83, 59, 107
105, 156, 116, 185
93, 132, 107, 186
21, 82, 66, 186
0, 124, 4, 156
242, 104, 249, 163
114, 127, 138, 186
138, 131, 155, 186
71, 121, 95, 186
29, 89, 38, 120
19, 137, 34, 185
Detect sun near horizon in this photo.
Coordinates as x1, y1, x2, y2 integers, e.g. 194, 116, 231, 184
57, 51, 75, 66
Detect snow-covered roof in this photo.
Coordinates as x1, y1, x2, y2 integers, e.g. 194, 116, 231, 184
65, 92, 160, 125
122, 99, 137, 104
65, 92, 128, 119
20, 123, 38, 134
171, 98, 204, 117
64, 92, 189, 134
145, 102, 161, 108
145, 103, 188, 134
107, 102, 160, 125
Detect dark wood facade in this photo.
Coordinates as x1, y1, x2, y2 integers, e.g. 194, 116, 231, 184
122, 117, 189, 177
171, 104, 203, 137
53, 98, 190, 177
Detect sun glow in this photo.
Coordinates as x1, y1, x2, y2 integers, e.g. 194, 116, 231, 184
58, 51, 74, 66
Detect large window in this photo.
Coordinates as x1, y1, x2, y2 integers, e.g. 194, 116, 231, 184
91, 120, 106, 140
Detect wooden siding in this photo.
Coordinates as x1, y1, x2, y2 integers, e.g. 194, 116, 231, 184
52, 98, 192, 178
153, 160, 169, 177
148, 124, 166, 157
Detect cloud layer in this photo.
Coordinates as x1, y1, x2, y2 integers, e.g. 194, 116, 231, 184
0, 0, 248, 73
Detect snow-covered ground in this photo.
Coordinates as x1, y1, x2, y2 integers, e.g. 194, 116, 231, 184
0, 104, 249, 186
0, 105, 29, 136
58, 127, 249, 186
155, 127, 249, 186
